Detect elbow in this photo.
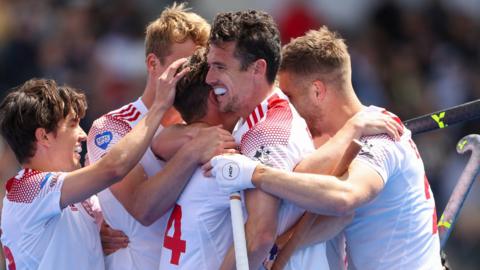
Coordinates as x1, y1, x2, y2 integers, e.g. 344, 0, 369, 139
102, 155, 131, 182
331, 188, 356, 216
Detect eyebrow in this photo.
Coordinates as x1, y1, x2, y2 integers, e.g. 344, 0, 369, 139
210, 61, 226, 67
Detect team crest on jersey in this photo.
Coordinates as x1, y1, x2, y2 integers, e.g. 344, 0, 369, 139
358, 140, 374, 159
95, 131, 113, 150
253, 146, 272, 166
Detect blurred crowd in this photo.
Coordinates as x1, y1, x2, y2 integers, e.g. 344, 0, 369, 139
0, 0, 479, 268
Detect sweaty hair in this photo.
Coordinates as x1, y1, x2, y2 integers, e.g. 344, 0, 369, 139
174, 48, 211, 123
0, 79, 87, 164
280, 26, 350, 80
209, 10, 281, 84
145, 2, 210, 64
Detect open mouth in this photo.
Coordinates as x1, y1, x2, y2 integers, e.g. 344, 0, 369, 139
213, 87, 227, 96
74, 145, 82, 158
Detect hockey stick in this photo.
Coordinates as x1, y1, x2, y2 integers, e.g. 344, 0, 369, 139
404, 99, 480, 135
230, 191, 249, 270
438, 134, 480, 249
272, 140, 362, 270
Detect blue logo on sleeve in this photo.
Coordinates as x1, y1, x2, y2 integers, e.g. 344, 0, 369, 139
40, 173, 53, 189
95, 131, 113, 150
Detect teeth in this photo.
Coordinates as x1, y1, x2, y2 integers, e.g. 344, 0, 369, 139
75, 146, 82, 154
214, 87, 227, 96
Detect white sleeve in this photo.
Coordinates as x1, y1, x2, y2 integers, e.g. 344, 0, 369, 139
23, 172, 66, 233
355, 134, 400, 184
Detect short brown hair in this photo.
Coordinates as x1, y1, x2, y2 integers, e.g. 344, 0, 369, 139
280, 26, 350, 79
174, 48, 211, 123
0, 79, 87, 164
145, 2, 210, 64
209, 10, 281, 84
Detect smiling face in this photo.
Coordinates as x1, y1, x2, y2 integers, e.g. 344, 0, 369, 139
206, 42, 257, 118
47, 112, 87, 172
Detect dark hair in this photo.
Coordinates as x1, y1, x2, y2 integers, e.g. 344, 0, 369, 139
209, 10, 281, 84
0, 79, 87, 164
174, 48, 211, 123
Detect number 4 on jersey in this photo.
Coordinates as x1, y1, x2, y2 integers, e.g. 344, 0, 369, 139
163, 204, 186, 265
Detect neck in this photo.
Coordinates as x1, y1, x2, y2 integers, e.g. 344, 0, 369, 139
241, 84, 275, 119
23, 155, 63, 173
141, 79, 156, 109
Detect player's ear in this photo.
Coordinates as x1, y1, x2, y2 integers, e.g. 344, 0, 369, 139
252, 59, 267, 77
146, 53, 161, 74
312, 80, 327, 103
35, 127, 51, 147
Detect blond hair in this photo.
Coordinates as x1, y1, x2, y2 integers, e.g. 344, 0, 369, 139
280, 26, 350, 81
145, 2, 210, 64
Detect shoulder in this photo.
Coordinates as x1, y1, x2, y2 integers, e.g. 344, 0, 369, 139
88, 102, 143, 149
6, 169, 63, 204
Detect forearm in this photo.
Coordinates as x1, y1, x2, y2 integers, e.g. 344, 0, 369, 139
252, 167, 354, 216
296, 120, 360, 174
219, 246, 236, 270
245, 189, 279, 269
131, 143, 200, 225
298, 214, 353, 249
97, 105, 167, 180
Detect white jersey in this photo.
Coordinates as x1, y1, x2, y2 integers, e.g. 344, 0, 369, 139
0, 169, 104, 270
158, 168, 239, 269
345, 106, 442, 269
87, 98, 168, 270
234, 89, 327, 269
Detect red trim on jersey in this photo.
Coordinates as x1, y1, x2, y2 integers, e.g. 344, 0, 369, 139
257, 104, 264, 119
6, 169, 49, 203
246, 117, 253, 129
251, 110, 258, 123
424, 175, 431, 200
125, 110, 141, 122
240, 94, 293, 155
109, 104, 133, 117
115, 106, 136, 119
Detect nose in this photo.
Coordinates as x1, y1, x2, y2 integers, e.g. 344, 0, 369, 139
78, 127, 87, 142
205, 67, 216, 86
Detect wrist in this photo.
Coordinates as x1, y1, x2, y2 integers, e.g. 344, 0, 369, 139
251, 164, 267, 188
346, 118, 363, 139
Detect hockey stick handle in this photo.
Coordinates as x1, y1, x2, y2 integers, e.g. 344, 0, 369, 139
439, 134, 480, 249
272, 140, 363, 270
230, 192, 249, 270
404, 99, 480, 135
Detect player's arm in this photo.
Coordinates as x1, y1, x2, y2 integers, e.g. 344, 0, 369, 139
150, 124, 200, 160
114, 125, 236, 225
220, 185, 281, 270
296, 111, 402, 174
253, 160, 383, 216
60, 58, 188, 209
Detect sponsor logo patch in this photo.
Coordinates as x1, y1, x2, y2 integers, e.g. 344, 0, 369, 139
222, 162, 240, 180
95, 131, 113, 150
